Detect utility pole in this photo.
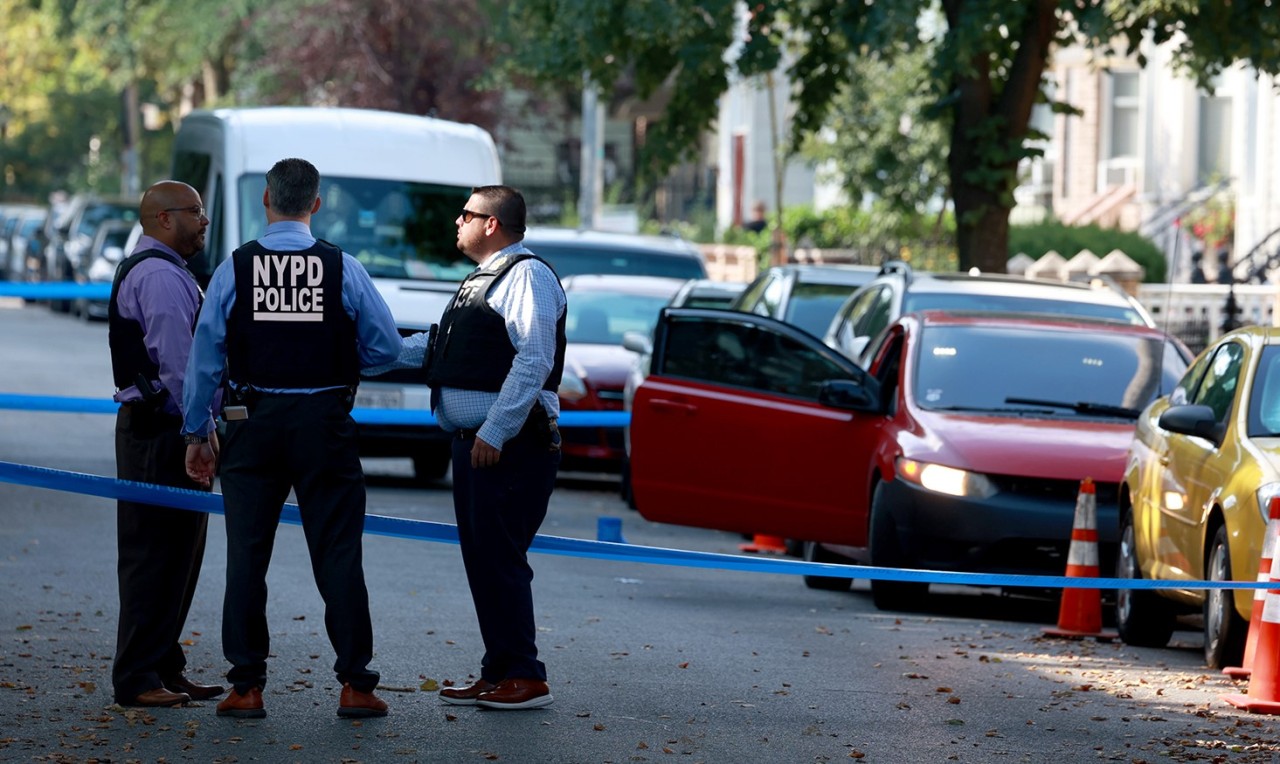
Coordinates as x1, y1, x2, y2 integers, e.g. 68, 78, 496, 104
119, 0, 141, 198
578, 75, 604, 230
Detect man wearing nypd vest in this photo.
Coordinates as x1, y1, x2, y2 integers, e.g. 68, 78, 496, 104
430, 185, 566, 709
108, 180, 225, 709
181, 158, 401, 720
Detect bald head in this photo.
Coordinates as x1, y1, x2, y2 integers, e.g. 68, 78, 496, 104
139, 181, 207, 258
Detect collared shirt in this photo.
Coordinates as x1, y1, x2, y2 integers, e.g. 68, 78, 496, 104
365, 240, 565, 448
111, 235, 204, 421
181, 221, 403, 437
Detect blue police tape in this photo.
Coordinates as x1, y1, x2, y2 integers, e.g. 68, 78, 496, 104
0, 282, 111, 300
0, 459, 1266, 590
0, 393, 630, 428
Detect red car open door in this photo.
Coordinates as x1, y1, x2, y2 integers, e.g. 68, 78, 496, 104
630, 308, 883, 545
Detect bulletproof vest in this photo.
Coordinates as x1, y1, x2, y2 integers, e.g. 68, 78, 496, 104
226, 239, 359, 389
427, 253, 566, 393
108, 248, 201, 391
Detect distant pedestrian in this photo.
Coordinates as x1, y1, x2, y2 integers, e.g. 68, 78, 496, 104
742, 200, 768, 234
182, 158, 402, 719
107, 181, 225, 708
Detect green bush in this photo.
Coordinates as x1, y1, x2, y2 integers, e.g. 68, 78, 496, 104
1008, 221, 1165, 283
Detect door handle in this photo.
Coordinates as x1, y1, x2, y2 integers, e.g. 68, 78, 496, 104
1159, 455, 1170, 466
649, 398, 697, 415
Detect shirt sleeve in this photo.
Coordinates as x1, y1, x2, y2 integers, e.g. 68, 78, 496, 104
125, 267, 201, 420
476, 260, 565, 447
181, 261, 235, 436
340, 253, 403, 369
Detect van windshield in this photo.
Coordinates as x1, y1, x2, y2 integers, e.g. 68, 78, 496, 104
238, 175, 474, 281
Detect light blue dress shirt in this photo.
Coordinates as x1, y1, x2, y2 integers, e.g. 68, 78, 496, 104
182, 221, 402, 436
366, 240, 565, 448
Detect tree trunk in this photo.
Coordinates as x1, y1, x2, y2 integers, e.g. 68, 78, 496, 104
953, 191, 1011, 273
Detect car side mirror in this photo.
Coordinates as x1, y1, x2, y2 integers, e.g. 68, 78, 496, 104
622, 330, 652, 355
1158, 404, 1224, 444
818, 379, 878, 412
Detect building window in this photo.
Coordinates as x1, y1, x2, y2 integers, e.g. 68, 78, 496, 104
1108, 71, 1140, 160
1198, 87, 1232, 183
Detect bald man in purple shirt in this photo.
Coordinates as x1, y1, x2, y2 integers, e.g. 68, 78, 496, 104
106, 181, 225, 708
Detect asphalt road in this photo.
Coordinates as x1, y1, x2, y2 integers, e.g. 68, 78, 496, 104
1, 298, 1277, 763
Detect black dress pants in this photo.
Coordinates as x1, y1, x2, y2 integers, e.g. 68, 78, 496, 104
217, 392, 378, 694
112, 405, 210, 704
451, 421, 560, 683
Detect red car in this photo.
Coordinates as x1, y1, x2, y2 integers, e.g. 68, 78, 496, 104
557, 274, 686, 473
630, 309, 1189, 609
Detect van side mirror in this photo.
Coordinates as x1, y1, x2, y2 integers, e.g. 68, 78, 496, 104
818, 379, 878, 412
1158, 404, 1224, 444
622, 331, 652, 355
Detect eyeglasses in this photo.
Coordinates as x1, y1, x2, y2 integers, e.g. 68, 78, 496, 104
161, 205, 206, 219
460, 209, 492, 225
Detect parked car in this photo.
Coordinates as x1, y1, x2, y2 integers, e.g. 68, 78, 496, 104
1117, 325, 1280, 668
619, 278, 748, 504
824, 261, 1156, 363
72, 219, 136, 320
558, 274, 687, 473
41, 194, 138, 312
734, 263, 880, 339
629, 309, 1189, 610
1, 204, 45, 282
525, 227, 708, 280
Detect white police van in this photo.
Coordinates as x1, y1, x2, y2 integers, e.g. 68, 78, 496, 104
171, 106, 501, 480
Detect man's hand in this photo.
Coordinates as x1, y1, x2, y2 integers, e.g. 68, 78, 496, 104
471, 436, 501, 469
185, 442, 216, 488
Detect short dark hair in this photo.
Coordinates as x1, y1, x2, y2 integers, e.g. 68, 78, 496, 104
266, 158, 320, 217
471, 185, 526, 235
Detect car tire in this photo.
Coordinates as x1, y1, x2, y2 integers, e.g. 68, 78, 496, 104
1115, 513, 1176, 647
1204, 524, 1248, 669
802, 541, 852, 592
868, 481, 928, 611
411, 449, 451, 484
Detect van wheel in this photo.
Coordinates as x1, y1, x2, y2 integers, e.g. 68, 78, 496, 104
1115, 514, 1175, 647
412, 450, 451, 484
802, 541, 852, 591
1204, 525, 1247, 669
868, 482, 927, 611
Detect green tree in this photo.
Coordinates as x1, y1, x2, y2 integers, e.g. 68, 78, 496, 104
500, 0, 1280, 272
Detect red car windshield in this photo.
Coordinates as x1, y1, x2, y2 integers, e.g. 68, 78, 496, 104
914, 324, 1185, 417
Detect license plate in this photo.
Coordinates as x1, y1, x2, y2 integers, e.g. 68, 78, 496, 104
355, 388, 405, 409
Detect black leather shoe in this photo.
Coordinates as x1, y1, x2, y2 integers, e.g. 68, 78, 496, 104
127, 687, 190, 707
164, 675, 226, 701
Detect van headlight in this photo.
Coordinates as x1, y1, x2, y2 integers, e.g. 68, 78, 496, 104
558, 370, 588, 402
896, 457, 996, 499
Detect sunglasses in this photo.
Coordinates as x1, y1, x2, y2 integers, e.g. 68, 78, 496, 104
460, 209, 493, 225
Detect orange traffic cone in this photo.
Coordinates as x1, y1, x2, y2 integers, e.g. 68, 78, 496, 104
1224, 496, 1280, 680
1042, 478, 1118, 641
740, 533, 787, 554
1223, 524, 1280, 714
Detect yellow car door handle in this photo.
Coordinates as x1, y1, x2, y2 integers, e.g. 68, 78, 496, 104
1159, 455, 1171, 466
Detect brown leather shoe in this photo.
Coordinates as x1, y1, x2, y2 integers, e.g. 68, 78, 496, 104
127, 687, 190, 707
216, 687, 265, 718
337, 683, 388, 718
164, 675, 226, 701
439, 679, 496, 706
475, 678, 553, 710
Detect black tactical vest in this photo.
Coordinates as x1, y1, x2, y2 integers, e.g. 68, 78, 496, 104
226, 239, 358, 389
108, 248, 201, 391
427, 253, 566, 393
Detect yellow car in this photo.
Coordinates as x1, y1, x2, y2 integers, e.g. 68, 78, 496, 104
1118, 326, 1280, 668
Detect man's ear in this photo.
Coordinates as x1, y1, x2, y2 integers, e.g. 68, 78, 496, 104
262, 188, 271, 209
311, 196, 322, 214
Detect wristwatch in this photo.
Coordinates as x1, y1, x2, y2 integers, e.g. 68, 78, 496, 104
183, 433, 209, 446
